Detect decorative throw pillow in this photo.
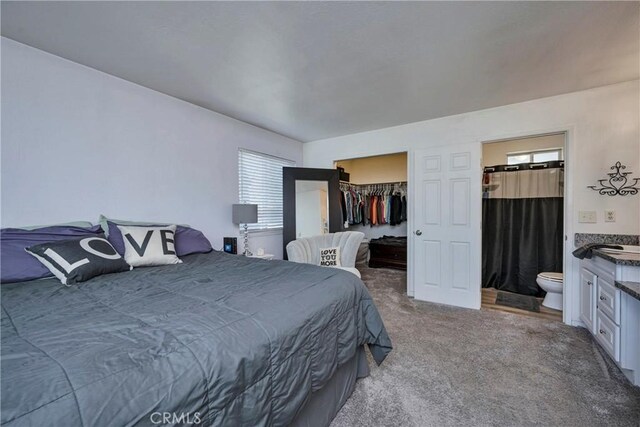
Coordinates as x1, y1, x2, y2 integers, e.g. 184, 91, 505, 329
319, 247, 341, 267
106, 221, 212, 257
98, 215, 189, 237
25, 235, 130, 285
118, 225, 183, 267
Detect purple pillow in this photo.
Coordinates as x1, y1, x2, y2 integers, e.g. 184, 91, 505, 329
106, 221, 212, 257
1, 225, 103, 283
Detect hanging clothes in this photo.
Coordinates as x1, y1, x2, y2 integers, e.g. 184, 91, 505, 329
339, 182, 407, 227
378, 194, 386, 225
339, 190, 347, 226
400, 195, 407, 222
390, 194, 402, 225
369, 196, 378, 227
344, 190, 352, 224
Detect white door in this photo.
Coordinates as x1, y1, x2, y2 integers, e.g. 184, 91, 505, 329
411, 144, 481, 309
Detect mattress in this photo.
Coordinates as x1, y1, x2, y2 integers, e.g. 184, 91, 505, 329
1, 251, 391, 426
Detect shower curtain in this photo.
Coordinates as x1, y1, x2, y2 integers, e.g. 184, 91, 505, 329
482, 161, 564, 296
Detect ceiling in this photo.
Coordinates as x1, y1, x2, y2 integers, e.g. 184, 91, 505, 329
2, 1, 638, 142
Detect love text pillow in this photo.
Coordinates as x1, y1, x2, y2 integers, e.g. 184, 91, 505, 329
117, 225, 182, 267
26, 235, 130, 285
319, 247, 341, 267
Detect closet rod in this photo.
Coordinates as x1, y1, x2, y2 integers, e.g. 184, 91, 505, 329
339, 180, 407, 186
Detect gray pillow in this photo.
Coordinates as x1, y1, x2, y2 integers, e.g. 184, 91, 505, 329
98, 215, 189, 237
15, 221, 94, 230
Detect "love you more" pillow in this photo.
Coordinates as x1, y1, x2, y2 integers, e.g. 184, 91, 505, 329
117, 225, 182, 267
319, 247, 341, 267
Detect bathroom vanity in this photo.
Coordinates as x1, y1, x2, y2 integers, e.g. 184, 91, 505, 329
579, 247, 640, 386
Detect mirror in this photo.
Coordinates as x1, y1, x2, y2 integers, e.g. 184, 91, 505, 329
282, 167, 342, 259
295, 180, 329, 238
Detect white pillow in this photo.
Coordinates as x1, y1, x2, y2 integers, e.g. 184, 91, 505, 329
117, 225, 182, 267
319, 247, 341, 267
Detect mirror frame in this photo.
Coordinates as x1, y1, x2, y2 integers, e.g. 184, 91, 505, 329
283, 167, 343, 259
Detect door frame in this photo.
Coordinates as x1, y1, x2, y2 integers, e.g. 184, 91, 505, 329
407, 150, 416, 297
331, 152, 412, 294
479, 127, 574, 325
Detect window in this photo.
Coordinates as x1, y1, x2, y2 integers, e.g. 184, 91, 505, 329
238, 149, 295, 232
507, 149, 562, 165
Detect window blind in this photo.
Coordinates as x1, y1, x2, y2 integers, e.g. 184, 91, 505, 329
238, 149, 295, 231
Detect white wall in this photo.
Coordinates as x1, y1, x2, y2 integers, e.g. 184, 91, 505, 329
335, 152, 408, 184
305, 81, 639, 234
482, 133, 565, 166
304, 80, 640, 325
1, 38, 303, 258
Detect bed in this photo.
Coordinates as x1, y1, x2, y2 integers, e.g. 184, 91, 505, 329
1, 251, 391, 426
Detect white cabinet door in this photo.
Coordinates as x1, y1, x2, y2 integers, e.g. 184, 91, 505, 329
411, 144, 481, 309
580, 267, 597, 334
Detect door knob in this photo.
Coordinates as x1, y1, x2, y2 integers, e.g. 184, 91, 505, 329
415, 230, 422, 236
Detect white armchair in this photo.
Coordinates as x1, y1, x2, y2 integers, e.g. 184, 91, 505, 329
286, 231, 365, 278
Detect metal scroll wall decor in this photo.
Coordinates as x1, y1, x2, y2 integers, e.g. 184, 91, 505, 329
588, 161, 639, 196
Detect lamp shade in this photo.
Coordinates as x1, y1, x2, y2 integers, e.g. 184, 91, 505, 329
232, 204, 258, 224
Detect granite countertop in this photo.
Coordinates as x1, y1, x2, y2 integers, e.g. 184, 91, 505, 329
592, 249, 640, 267
615, 281, 640, 301
574, 233, 639, 248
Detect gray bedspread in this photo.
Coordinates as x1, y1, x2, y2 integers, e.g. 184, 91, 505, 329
1, 252, 391, 426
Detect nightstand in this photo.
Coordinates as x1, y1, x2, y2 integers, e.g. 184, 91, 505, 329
247, 253, 275, 260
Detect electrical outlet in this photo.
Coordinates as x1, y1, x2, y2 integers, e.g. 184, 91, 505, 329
605, 210, 616, 222
578, 211, 597, 223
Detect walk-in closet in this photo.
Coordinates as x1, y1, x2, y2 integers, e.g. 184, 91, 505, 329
335, 153, 408, 270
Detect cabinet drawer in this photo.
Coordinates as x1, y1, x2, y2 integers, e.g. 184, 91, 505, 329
597, 277, 621, 325
595, 309, 621, 362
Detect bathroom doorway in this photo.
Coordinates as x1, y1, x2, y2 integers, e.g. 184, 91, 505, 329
481, 133, 566, 321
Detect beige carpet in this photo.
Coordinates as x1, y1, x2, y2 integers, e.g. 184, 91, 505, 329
332, 266, 640, 426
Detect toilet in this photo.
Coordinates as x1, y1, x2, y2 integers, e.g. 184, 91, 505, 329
536, 272, 563, 311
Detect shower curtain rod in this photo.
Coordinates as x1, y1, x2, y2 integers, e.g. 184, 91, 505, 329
483, 160, 564, 173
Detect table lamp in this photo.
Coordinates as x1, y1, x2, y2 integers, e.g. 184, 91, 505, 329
232, 204, 258, 256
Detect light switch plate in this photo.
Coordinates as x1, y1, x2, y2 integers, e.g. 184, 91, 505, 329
605, 210, 616, 222
578, 211, 597, 223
